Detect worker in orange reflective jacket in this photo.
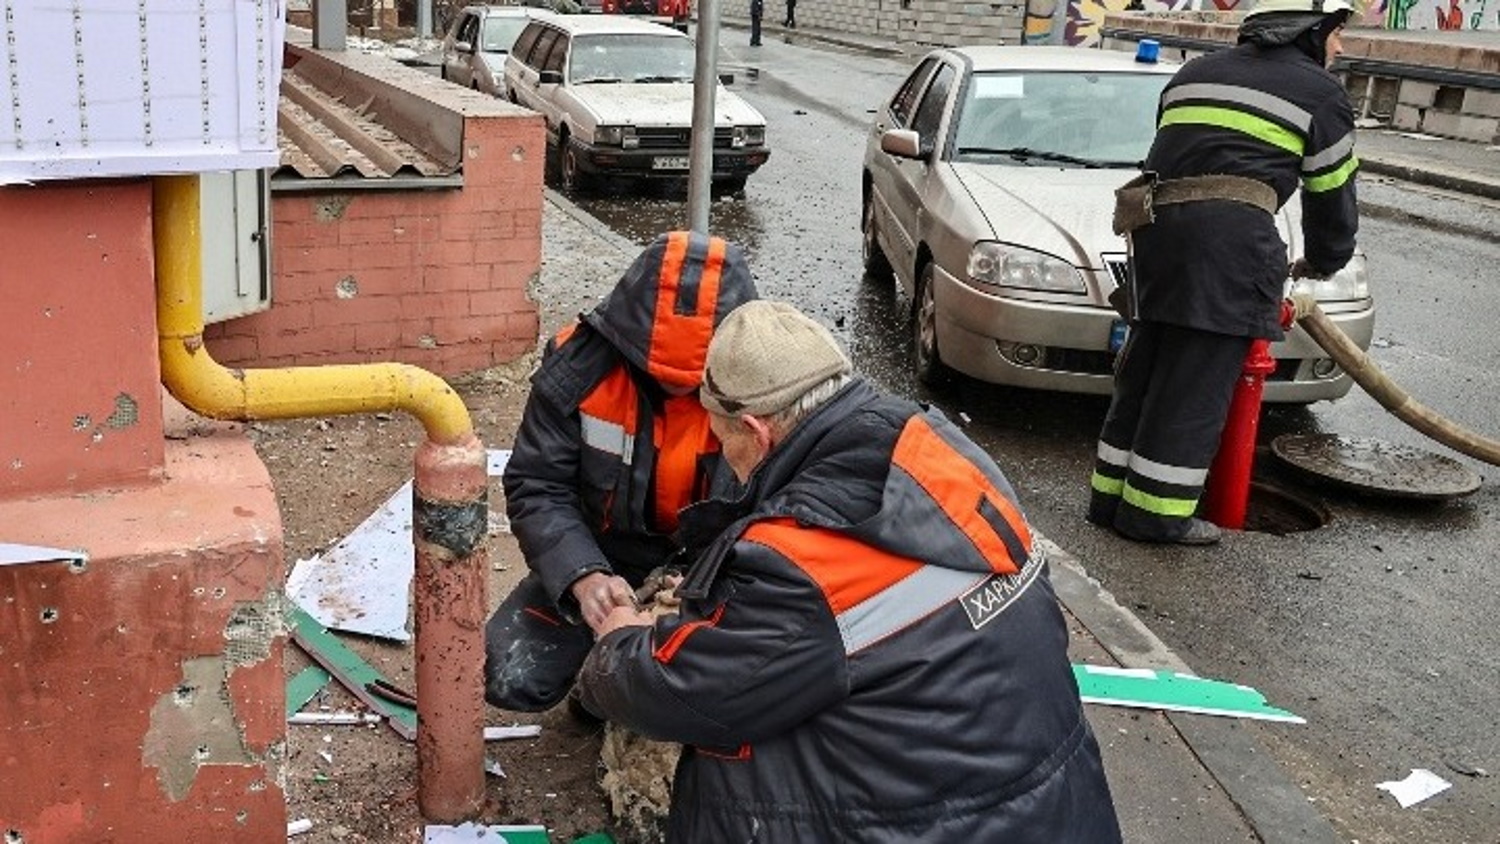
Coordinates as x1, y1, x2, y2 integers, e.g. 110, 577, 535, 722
1089, 0, 1359, 545
578, 301, 1121, 842
484, 231, 759, 713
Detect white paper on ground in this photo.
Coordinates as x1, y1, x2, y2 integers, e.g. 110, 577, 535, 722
1376, 768, 1452, 808
0, 542, 86, 567
284, 449, 511, 641
484, 724, 542, 740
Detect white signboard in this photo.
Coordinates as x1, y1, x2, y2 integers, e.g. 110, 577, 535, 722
0, 0, 285, 183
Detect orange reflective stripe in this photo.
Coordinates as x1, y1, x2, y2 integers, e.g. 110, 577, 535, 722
743, 519, 923, 614
646, 232, 725, 388
694, 743, 753, 760
553, 322, 579, 348
653, 603, 726, 663
578, 366, 639, 436
652, 394, 713, 532
890, 416, 1030, 575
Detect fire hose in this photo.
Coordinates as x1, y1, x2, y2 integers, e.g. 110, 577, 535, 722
1289, 293, 1500, 467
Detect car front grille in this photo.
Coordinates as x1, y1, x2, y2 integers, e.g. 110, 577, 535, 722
1103, 256, 1129, 290
633, 127, 735, 148
1043, 347, 1116, 376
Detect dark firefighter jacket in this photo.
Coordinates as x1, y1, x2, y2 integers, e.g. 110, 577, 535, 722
1133, 41, 1359, 340
502, 231, 758, 615
578, 380, 1121, 843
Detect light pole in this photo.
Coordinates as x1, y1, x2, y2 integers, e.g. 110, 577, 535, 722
686, 0, 721, 233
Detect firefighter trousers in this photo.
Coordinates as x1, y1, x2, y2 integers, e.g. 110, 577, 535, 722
1088, 321, 1251, 542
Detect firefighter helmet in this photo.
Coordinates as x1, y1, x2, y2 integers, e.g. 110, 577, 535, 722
1244, 0, 1356, 17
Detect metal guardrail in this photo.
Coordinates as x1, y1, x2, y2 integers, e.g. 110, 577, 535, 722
1101, 26, 1500, 91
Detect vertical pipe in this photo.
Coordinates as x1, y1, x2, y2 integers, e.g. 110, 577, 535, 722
413, 437, 489, 821
687, 0, 720, 233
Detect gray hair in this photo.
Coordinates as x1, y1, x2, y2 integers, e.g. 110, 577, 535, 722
764, 373, 851, 435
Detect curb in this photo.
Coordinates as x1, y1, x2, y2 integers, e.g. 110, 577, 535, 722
1360, 155, 1500, 204
1043, 538, 1343, 844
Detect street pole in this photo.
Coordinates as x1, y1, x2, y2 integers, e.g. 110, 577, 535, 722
418, 0, 433, 38
687, 0, 720, 234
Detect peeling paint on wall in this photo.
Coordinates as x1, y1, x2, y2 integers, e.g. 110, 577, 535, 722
104, 393, 139, 429
224, 594, 283, 668
142, 656, 255, 801
314, 195, 353, 222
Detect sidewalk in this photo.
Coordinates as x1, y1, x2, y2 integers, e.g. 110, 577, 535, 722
539, 191, 1332, 843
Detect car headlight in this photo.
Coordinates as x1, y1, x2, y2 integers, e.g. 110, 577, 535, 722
732, 125, 765, 149
594, 126, 639, 149
967, 242, 1085, 294
1289, 253, 1370, 302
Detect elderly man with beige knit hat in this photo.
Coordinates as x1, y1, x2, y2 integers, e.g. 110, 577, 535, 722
577, 300, 1122, 843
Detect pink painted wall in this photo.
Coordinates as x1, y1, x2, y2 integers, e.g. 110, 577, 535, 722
0, 180, 166, 499
205, 114, 544, 377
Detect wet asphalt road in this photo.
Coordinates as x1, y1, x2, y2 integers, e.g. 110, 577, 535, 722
562, 35, 1500, 843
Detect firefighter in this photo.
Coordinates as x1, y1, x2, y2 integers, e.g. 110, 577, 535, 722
484, 231, 759, 713
1090, 0, 1359, 545
577, 301, 1121, 842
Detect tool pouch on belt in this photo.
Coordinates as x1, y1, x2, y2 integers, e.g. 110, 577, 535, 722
1112, 171, 1157, 236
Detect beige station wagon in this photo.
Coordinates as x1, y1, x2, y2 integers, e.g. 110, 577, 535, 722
861, 46, 1375, 403
502, 15, 769, 193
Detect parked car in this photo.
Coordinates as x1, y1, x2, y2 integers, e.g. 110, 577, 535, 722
440, 5, 551, 95
598, 0, 691, 31
502, 15, 769, 193
861, 45, 1375, 404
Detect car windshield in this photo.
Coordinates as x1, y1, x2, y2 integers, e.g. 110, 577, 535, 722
480, 17, 529, 52
568, 34, 696, 84
951, 71, 1169, 167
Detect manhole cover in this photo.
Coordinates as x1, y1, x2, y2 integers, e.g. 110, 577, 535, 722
1270, 434, 1482, 500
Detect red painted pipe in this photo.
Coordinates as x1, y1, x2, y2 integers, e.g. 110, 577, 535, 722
1204, 301, 1295, 530
413, 434, 489, 821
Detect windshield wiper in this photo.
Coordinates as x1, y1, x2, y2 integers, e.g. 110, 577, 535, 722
575, 76, 624, 84
633, 74, 690, 83
957, 146, 1119, 168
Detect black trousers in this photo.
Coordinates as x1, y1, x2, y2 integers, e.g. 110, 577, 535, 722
1088, 321, 1250, 542
784, 0, 796, 26
750, 12, 762, 44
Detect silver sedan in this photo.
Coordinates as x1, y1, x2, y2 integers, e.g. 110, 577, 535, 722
860, 45, 1374, 403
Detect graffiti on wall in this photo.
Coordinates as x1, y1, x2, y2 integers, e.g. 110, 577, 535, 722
1026, 0, 1497, 44
1025, 0, 1245, 46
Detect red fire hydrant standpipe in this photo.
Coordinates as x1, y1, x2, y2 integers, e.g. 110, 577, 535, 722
1204, 301, 1297, 530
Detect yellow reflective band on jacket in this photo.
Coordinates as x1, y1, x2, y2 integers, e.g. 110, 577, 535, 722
1122, 482, 1199, 518
1091, 472, 1124, 496
1160, 105, 1305, 156
1303, 155, 1360, 193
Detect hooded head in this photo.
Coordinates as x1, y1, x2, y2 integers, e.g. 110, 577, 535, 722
1239, 0, 1354, 67
586, 231, 759, 392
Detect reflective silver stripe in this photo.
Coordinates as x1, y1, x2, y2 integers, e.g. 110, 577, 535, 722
580, 413, 634, 464
1128, 452, 1208, 488
837, 565, 992, 654
1096, 441, 1130, 469
1302, 130, 1355, 173
1163, 83, 1311, 132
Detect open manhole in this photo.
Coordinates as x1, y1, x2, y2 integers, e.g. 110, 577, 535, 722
1270, 433, 1482, 500
1242, 479, 1331, 535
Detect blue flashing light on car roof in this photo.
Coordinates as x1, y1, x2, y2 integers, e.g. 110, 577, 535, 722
1135, 39, 1160, 63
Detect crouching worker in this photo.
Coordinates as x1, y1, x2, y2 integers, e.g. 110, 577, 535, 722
576, 300, 1122, 842
484, 231, 759, 713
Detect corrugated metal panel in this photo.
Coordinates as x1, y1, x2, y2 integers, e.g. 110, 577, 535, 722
275, 70, 456, 181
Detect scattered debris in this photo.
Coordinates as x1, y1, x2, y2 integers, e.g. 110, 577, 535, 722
422, 823, 550, 843
1446, 760, 1490, 778
484, 758, 507, 778
484, 725, 543, 741
318, 750, 334, 764
285, 449, 512, 641
366, 678, 417, 708
288, 712, 383, 726
286, 665, 333, 717
1376, 768, 1452, 808
0, 542, 87, 567
287, 818, 314, 836
1073, 664, 1304, 723
287, 604, 417, 740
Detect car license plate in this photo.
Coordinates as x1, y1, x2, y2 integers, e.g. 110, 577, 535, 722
652, 156, 689, 171
1108, 319, 1129, 354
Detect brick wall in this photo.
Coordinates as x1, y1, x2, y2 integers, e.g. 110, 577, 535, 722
205, 115, 543, 378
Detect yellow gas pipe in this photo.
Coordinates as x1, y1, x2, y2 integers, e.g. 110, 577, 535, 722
154, 174, 488, 822
153, 174, 472, 442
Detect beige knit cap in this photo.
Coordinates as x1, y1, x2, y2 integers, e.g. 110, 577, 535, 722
699, 301, 852, 417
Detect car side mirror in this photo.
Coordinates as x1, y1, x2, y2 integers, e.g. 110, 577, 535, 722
880, 128, 921, 160
718, 72, 735, 85
539, 69, 564, 84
